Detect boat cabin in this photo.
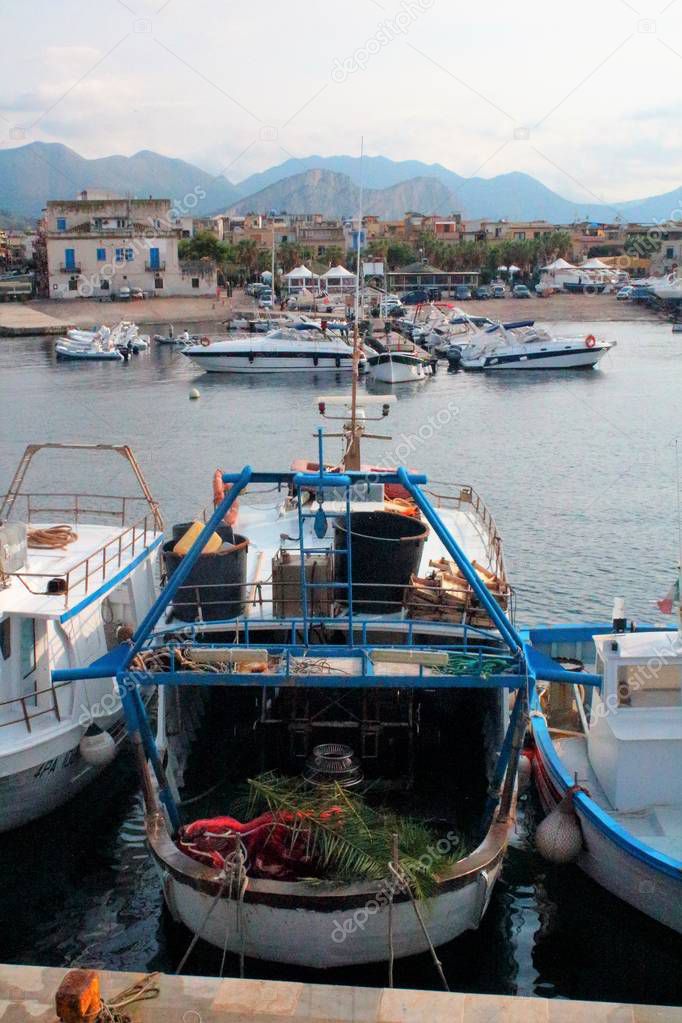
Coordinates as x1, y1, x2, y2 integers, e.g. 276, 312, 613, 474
588, 631, 682, 811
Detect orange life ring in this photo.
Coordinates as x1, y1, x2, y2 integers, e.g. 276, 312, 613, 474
585, 334, 596, 349
200, 336, 211, 347
212, 469, 239, 527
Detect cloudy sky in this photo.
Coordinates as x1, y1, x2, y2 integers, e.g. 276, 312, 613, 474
1, 0, 681, 201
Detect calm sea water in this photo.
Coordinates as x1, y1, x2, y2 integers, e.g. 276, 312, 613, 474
1, 321, 681, 1004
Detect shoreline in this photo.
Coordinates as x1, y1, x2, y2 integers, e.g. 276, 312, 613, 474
0, 291, 662, 336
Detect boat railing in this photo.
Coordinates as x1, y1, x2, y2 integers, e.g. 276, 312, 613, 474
13, 512, 157, 605
155, 575, 510, 640
10, 491, 156, 528
424, 482, 507, 582
0, 678, 75, 734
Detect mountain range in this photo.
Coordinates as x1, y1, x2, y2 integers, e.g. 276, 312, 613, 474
1, 142, 680, 226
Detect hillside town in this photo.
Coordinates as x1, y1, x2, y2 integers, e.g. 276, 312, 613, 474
0, 190, 678, 308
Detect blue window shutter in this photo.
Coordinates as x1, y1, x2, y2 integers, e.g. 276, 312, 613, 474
64, 248, 75, 269
57, 218, 66, 231
96, 248, 105, 261
125, 248, 134, 261
115, 248, 124, 262
149, 247, 160, 269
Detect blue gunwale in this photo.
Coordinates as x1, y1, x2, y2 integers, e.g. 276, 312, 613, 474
59, 533, 164, 624
526, 619, 682, 881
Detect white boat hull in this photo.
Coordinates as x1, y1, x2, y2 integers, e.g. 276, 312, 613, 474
149, 810, 510, 968
532, 725, 682, 933
367, 353, 426, 383
185, 352, 356, 374
463, 346, 610, 370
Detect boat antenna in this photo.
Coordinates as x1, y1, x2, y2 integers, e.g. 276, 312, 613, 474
347, 137, 365, 471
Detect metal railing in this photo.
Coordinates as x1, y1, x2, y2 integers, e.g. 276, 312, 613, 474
0, 679, 71, 733
425, 482, 506, 582
14, 513, 156, 605
145, 262, 166, 272
13, 491, 155, 527
59, 263, 81, 273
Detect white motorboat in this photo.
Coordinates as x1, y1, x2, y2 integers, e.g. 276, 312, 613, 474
366, 336, 432, 383
528, 615, 682, 933
459, 320, 615, 370
651, 273, 682, 302
0, 444, 163, 832
56, 338, 124, 361
182, 326, 363, 374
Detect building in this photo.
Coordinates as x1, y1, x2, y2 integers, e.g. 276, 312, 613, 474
45, 191, 216, 299
387, 261, 478, 294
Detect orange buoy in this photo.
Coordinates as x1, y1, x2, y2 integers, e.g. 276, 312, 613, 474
212, 468, 239, 527
585, 334, 596, 349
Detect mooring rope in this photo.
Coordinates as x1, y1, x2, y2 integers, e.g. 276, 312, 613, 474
387, 862, 450, 993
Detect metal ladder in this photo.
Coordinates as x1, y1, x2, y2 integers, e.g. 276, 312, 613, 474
295, 477, 354, 648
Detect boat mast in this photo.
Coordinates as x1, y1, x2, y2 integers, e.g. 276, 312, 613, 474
346, 137, 365, 471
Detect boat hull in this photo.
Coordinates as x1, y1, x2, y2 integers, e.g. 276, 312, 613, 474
531, 719, 682, 933
148, 810, 511, 968
463, 346, 610, 370
184, 350, 357, 374
367, 353, 426, 383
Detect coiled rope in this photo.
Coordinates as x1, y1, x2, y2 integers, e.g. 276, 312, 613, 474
27, 524, 78, 549
88, 972, 160, 1022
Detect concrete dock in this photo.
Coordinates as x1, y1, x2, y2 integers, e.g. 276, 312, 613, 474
1, 965, 680, 1022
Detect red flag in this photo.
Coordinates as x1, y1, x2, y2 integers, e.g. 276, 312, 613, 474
656, 578, 679, 614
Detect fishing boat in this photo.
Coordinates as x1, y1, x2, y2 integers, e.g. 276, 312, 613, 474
459, 320, 615, 370
366, 335, 433, 383
0, 444, 163, 832
51, 374, 598, 972
526, 611, 682, 934
182, 326, 363, 374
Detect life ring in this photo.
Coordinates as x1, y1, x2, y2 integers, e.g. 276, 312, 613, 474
200, 336, 210, 347
212, 469, 239, 527
585, 334, 596, 349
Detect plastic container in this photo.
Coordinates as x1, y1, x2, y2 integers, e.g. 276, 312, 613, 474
334, 511, 428, 614
172, 520, 223, 556
163, 525, 248, 621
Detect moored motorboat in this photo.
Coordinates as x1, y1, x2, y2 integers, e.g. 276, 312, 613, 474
526, 614, 682, 934
366, 335, 433, 383
182, 326, 363, 374
0, 444, 163, 831
56, 338, 124, 361
459, 320, 615, 370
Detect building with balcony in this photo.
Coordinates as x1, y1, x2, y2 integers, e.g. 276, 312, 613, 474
45, 191, 216, 299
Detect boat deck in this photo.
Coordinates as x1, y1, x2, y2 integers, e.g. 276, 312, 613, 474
0, 521, 162, 619
554, 735, 682, 862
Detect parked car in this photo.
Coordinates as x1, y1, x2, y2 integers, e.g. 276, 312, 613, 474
512, 284, 531, 298
116, 287, 131, 301
616, 286, 633, 300
402, 289, 430, 305
492, 284, 505, 298
630, 285, 653, 303
454, 285, 472, 301
474, 285, 492, 300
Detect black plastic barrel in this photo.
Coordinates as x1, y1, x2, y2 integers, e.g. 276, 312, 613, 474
162, 524, 248, 621
334, 511, 428, 614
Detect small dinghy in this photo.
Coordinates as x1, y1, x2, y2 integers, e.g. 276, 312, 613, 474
56, 338, 124, 361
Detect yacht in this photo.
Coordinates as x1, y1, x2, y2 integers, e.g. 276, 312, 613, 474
0, 444, 163, 831
366, 335, 433, 383
459, 320, 615, 370
182, 326, 363, 374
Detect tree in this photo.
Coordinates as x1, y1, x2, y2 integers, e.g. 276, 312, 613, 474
324, 245, 344, 267
235, 239, 260, 275
386, 242, 417, 269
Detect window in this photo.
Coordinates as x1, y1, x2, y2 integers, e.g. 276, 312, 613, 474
115, 247, 124, 262
191, 277, 199, 288
125, 248, 134, 261
100, 279, 110, 290
617, 663, 681, 708
149, 246, 160, 270
0, 617, 10, 660
154, 276, 163, 289
64, 248, 76, 270
20, 619, 36, 678
57, 218, 66, 231
96, 247, 106, 261
666, 247, 675, 259
68, 279, 78, 290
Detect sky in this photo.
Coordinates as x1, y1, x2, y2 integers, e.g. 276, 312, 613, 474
1, 0, 682, 202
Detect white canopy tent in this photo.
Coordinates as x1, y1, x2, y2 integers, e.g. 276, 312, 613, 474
284, 265, 320, 294
321, 264, 357, 293
541, 258, 577, 271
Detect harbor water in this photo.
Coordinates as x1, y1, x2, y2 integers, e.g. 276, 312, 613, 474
1, 320, 681, 1004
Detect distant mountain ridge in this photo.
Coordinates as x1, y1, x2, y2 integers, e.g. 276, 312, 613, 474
1, 141, 680, 225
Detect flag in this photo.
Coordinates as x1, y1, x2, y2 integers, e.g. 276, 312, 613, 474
657, 578, 680, 614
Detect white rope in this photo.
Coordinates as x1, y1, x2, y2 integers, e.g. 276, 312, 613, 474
388, 862, 450, 992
